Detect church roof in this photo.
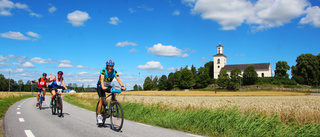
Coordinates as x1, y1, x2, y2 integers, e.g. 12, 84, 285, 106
222, 63, 270, 71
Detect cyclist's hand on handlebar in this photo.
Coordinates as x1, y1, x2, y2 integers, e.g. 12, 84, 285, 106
121, 87, 126, 91
102, 86, 107, 90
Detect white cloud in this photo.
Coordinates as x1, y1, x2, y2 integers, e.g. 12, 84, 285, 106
167, 67, 176, 71
67, 10, 90, 26
147, 43, 188, 57
48, 4, 56, 13
300, 6, 320, 27
57, 63, 73, 68
29, 57, 48, 64
0, 55, 27, 63
21, 62, 35, 68
128, 8, 136, 13
137, 5, 154, 11
129, 48, 138, 53
0, 0, 41, 17
0, 31, 30, 40
76, 65, 96, 70
173, 10, 180, 16
109, 17, 121, 25
191, 0, 313, 31
27, 31, 40, 38
116, 41, 137, 47
137, 61, 164, 71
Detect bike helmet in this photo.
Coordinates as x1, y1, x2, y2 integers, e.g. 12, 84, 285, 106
43, 73, 47, 76
106, 60, 115, 66
57, 71, 63, 75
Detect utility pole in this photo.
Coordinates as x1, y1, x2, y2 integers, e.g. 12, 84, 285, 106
8, 71, 10, 93
138, 72, 140, 96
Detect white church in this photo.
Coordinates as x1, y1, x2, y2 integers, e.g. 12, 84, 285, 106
213, 43, 272, 79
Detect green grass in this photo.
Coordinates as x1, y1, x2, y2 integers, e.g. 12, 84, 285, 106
64, 95, 320, 137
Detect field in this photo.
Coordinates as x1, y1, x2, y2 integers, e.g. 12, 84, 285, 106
74, 90, 320, 125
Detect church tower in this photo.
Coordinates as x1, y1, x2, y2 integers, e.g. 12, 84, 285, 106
213, 42, 227, 79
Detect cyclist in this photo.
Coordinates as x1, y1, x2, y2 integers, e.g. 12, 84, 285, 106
48, 71, 68, 108
96, 60, 126, 124
32, 73, 50, 107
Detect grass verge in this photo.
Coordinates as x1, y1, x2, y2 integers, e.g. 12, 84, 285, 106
64, 95, 320, 136
0, 95, 33, 136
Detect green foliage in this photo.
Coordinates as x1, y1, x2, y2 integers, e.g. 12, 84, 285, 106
243, 65, 258, 85
292, 53, 320, 86
173, 71, 182, 88
167, 73, 174, 90
143, 76, 152, 90
194, 67, 211, 89
133, 84, 142, 91
217, 69, 229, 88
158, 75, 168, 90
228, 68, 241, 90
275, 61, 290, 78
204, 61, 214, 79
179, 67, 194, 89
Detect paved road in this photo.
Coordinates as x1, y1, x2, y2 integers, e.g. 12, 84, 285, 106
4, 96, 203, 137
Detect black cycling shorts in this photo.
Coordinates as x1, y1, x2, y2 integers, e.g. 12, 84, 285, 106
36, 87, 46, 93
97, 85, 111, 97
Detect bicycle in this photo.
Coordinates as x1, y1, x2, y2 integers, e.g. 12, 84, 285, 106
37, 87, 45, 110
96, 86, 124, 132
51, 88, 70, 117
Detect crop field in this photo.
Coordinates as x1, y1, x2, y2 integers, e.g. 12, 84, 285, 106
75, 91, 319, 124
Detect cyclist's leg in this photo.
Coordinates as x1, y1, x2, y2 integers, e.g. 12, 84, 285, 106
97, 86, 106, 115
42, 87, 46, 101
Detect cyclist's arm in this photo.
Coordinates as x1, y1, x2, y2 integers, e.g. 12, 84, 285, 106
100, 74, 107, 90
62, 78, 67, 89
116, 77, 126, 90
47, 76, 55, 82
32, 80, 39, 83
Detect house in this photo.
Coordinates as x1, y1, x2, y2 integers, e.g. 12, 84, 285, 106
213, 43, 272, 78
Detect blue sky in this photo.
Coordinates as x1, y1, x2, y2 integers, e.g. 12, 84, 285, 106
1, 0, 320, 90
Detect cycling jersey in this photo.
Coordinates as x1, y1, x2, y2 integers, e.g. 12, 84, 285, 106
37, 77, 47, 88
97, 68, 119, 87
50, 76, 63, 88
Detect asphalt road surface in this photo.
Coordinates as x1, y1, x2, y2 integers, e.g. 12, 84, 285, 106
4, 96, 203, 137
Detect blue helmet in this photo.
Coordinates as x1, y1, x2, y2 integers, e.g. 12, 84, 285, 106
106, 60, 115, 66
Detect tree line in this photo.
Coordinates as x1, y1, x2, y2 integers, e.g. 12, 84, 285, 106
139, 53, 320, 91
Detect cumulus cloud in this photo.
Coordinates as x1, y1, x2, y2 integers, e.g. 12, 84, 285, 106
21, 62, 35, 68
27, 31, 40, 38
0, 31, 30, 40
67, 10, 90, 26
129, 48, 138, 53
0, 55, 27, 62
109, 17, 121, 25
76, 65, 96, 70
57, 63, 73, 68
0, 0, 41, 17
300, 6, 320, 27
48, 3, 56, 13
147, 43, 189, 58
190, 0, 318, 31
137, 61, 164, 71
116, 41, 137, 47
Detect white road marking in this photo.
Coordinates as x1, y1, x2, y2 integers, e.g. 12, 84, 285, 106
19, 118, 25, 122
18, 105, 21, 107
24, 130, 35, 137
17, 112, 21, 114
136, 123, 152, 127
17, 108, 20, 110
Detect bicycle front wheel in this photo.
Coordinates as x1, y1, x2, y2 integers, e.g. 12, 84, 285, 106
110, 101, 124, 132
51, 99, 56, 115
57, 96, 63, 117
39, 95, 42, 110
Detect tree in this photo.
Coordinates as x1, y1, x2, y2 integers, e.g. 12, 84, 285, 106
143, 76, 152, 90
173, 71, 182, 88
0, 74, 7, 91
152, 76, 158, 90
179, 67, 194, 89
158, 75, 168, 90
275, 61, 290, 78
217, 69, 229, 88
243, 65, 258, 85
204, 61, 214, 79
191, 64, 197, 80
167, 72, 174, 90
18, 79, 24, 91
194, 67, 211, 89
228, 68, 241, 90
292, 53, 319, 86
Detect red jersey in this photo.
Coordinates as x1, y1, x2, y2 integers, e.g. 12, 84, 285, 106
38, 77, 47, 88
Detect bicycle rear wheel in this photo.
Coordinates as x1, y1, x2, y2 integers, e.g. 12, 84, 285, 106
110, 101, 124, 132
96, 101, 106, 126
57, 96, 63, 117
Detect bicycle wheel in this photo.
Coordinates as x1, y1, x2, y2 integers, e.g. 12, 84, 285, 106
110, 101, 124, 132
96, 101, 106, 126
57, 96, 63, 117
39, 95, 42, 110
51, 99, 56, 114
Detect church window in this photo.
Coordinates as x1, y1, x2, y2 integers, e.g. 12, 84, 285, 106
262, 73, 264, 77
217, 59, 220, 64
